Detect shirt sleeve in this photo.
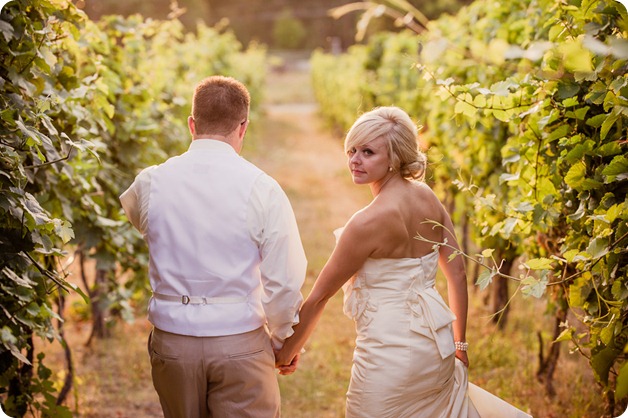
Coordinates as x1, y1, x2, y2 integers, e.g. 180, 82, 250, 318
249, 174, 306, 349
120, 167, 154, 234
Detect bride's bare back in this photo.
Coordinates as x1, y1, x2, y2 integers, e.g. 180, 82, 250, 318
347, 179, 450, 260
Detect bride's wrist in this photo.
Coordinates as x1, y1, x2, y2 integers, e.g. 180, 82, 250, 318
454, 341, 468, 351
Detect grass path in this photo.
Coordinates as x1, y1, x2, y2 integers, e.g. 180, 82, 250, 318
247, 63, 370, 417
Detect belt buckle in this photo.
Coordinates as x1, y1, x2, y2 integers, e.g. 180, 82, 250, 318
202, 297, 208, 305
182, 295, 190, 305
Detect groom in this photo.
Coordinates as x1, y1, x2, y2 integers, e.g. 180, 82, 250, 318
120, 75, 306, 418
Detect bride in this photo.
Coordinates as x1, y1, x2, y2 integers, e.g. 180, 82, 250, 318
275, 107, 531, 417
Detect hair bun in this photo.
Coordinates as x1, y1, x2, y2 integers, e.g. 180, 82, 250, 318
400, 154, 426, 180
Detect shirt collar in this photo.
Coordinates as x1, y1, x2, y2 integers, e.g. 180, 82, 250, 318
188, 138, 236, 154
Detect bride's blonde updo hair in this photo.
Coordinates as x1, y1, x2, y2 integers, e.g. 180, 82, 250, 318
344, 106, 427, 181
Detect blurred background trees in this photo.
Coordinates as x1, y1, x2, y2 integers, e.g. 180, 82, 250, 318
80, 0, 473, 51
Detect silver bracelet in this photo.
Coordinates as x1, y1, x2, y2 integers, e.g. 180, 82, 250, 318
454, 341, 468, 352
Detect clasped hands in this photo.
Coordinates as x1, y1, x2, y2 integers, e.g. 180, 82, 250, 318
273, 345, 301, 376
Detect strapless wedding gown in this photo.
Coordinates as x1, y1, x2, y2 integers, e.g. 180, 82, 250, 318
341, 249, 532, 418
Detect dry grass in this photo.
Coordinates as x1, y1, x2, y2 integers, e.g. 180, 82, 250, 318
34, 58, 606, 418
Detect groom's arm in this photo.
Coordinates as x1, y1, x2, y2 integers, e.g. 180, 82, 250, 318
250, 174, 307, 349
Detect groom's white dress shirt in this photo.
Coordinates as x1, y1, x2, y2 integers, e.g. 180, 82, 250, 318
120, 139, 306, 347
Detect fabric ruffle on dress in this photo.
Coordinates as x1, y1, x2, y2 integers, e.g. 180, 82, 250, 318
405, 251, 457, 360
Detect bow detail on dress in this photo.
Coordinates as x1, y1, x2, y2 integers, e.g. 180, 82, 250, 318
343, 276, 378, 325
407, 281, 457, 359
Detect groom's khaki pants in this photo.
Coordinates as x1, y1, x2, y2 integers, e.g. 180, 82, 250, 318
149, 326, 280, 418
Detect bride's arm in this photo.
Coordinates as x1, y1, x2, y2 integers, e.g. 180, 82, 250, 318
275, 216, 375, 368
437, 207, 469, 367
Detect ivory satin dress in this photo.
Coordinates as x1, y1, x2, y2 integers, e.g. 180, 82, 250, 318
338, 230, 532, 418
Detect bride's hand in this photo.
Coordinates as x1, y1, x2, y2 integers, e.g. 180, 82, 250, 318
274, 343, 300, 373
456, 350, 469, 368
277, 353, 300, 375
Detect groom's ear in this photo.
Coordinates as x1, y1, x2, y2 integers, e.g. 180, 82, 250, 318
188, 116, 196, 136
238, 119, 248, 139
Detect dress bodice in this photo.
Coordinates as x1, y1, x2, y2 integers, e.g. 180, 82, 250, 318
342, 250, 457, 360
354, 251, 440, 291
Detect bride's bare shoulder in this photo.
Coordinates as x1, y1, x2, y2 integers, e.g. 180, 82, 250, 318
346, 204, 380, 230
410, 181, 443, 205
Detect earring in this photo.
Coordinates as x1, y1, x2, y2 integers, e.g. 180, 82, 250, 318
388, 167, 393, 172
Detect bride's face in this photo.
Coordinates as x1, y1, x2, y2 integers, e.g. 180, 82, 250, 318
346, 136, 390, 185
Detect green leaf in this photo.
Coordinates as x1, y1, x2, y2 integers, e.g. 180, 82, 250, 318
9, 343, 31, 365
591, 345, 621, 385
600, 110, 620, 140
537, 177, 557, 197
567, 201, 586, 221
573, 106, 589, 120
600, 323, 615, 345
617, 362, 628, 400
565, 161, 586, 189
481, 248, 495, 258
1, 327, 31, 364
560, 38, 594, 72
476, 269, 496, 291
606, 203, 624, 223
93, 93, 115, 119
562, 97, 578, 107
524, 257, 554, 270
454, 98, 476, 118
15, 119, 42, 145
473, 94, 487, 108
499, 172, 520, 183
555, 327, 574, 343
564, 141, 594, 164
448, 251, 460, 262
491, 80, 518, 97
595, 141, 622, 157
64, 282, 90, 304
502, 217, 519, 237
546, 124, 570, 142
586, 237, 610, 259
2, 267, 34, 288
602, 155, 628, 182
54, 219, 75, 244
603, 91, 617, 113
515, 201, 534, 213
492, 109, 510, 122
586, 113, 607, 128
556, 82, 580, 100
569, 278, 587, 307
521, 271, 548, 298
611, 279, 628, 301
563, 249, 580, 263
95, 216, 125, 228
581, 178, 603, 190
0, 20, 15, 42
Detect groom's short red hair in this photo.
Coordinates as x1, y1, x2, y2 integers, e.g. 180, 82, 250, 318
192, 76, 250, 136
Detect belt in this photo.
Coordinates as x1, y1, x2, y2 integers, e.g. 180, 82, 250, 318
152, 292, 247, 305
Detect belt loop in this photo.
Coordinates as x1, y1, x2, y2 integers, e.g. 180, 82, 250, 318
182, 295, 190, 305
